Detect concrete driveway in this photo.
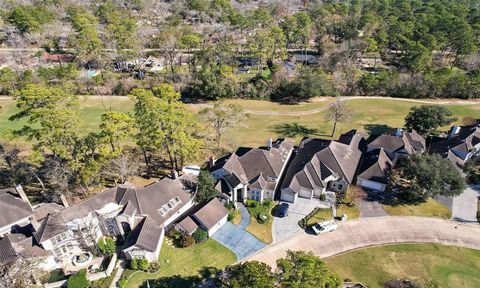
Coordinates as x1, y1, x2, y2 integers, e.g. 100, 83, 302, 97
357, 189, 389, 218
452, 185, 480, 222
246, 216, 480, 268
272, 197, 330, 243
211, 204, 266, 260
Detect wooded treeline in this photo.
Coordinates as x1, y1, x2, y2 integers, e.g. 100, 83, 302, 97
0, 0, 479, 101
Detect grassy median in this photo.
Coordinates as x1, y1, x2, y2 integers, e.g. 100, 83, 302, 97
325, 243, 480, 288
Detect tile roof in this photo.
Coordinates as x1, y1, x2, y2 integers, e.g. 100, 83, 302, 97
281, 131, 365, 193
0, 188, 34, 229
193, 198, 228, 230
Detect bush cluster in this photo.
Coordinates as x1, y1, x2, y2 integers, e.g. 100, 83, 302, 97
192, 228, 208, 243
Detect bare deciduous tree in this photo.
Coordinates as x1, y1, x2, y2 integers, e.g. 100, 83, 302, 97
104, 149, 141, 184
71, 213, 104, 257
0, 257, 43, 288
200, 101, 246, 150
325, 100, 352, 137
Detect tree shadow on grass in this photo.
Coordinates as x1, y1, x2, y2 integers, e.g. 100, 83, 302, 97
140, 267, 220, 288
369, 185, 428, 207
271, 122, 326, 138
364, 124, 393, 135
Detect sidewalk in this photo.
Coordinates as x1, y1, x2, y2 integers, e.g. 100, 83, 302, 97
109, 259, 126, 288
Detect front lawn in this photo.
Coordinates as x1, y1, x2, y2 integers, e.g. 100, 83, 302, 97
325, 243, 480, 288
382, 198, 451, 219
306, 208, 333, 227
336, 204, 360, 220
245, 201, 274, 244
125, 239, 236, 288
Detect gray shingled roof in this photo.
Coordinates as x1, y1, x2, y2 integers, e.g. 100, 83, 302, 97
0, 234, 50, 264
281, 131, 364, 193
35, 175, 196, 243
357, 149, 393, 184
34, 203, 64, 221
124, 217, 162, 252
429, 124, 480, 164
211, 139, 294, 190
0, 188, 34, 230
193, 198, 228, 230
177, 216, 198, 235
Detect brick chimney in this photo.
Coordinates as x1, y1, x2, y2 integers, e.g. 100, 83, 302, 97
15, 185, 32, 209
171, 169, 179, 180
58, 193, 69, 208
209, 156, 215, 168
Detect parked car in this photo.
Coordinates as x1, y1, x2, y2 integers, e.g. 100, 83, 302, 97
312, 220, 337, 235
278, 203, 289, 217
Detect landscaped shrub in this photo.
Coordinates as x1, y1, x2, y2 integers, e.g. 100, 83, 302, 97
98, 236, 116, 255
181, 235, 195, 247
192, 228, 208, 243
257, 213, 269, 224
118, 277, 128, 288
298, 207, 328, 229
67, 269, 89, 288
147, 261, 160, 273
262, 199, 272, 207
227, 211, 235, 221
319, 193, 326, 201
225, 202, 235, 210
246, 199, 258, 208
166, 228, 182, 241
130, 258, 149, 271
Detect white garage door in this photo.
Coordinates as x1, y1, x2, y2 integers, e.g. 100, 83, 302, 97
298, 189, 312, 199
208, 215, 228, 236
359, 179, 385, 192
281, 190, 295, 203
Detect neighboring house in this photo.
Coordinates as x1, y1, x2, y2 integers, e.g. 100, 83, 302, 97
289, 54, 320, 66
210, 139, 294, 204
356, 148, 394, 192
280, 131, 365, 203
0, 186, 34, 236
192, 198, 229, 236
429, 124, 480, 171
367, 128, 426, 160
34, 174, 197, 267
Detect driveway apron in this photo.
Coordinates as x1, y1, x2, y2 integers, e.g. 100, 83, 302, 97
452, 185, 480, 222
212, 203, 267, 260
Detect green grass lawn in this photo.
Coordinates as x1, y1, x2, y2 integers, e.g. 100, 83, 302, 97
325, 243, 480, 288
382, 198, 452, 219
2, 97, 480, 148
336, 204, 360, 220
306, 208, 333, 227
245, 202, 274, 244
125, 238, 236, 288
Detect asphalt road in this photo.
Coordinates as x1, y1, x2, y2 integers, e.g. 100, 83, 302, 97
245, 216, 480, 268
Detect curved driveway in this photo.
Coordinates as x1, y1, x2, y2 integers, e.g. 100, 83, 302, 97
245, 216, 480, 268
